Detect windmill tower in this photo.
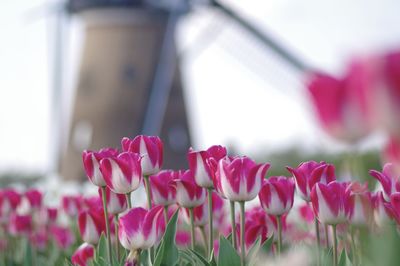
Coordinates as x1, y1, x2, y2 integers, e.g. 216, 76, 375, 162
61, 1, 191, 181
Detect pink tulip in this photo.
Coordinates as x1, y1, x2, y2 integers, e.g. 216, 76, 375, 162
78, 210, 107, 245
211, 192, 226, 230
25, 189, 43, 210
347, 182, 373, 226
382, 192, 400, 225
83, 196, 103, 212
383, 136, 400, 175
310, 182, 352, 225
98, 187, 127, 215
30, 229, 48, 250
9, 214, 32, 235
259, 176, 295, 216
183, 203, 209, 227
173, 170, 206, 208
307, 64, 374, 143
149, 170, 179, 206
187, 145, 227, 188
118, 206, 163, 251
286, 161, 336, 201
100, 152, 142, 194
50, 225, 75, 250
239, 207, 271, 251
369, 163, 400, 201
82, 148, 119, 187
62, 195, 83, 217
214, 156, 270, 202
71, 243, 95, 266
0, 189, 21, 218
372, 191, 392, 226
121, 135, 163, 176
176, 231, 191, 247
298, 203, 315, 224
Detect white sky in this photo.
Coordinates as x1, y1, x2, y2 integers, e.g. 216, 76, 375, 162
0, 0, 399, 173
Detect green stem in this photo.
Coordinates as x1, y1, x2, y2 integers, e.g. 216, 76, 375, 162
332, 225, 338, 266
207, 188, 213, 260
164, 205, 169, 227
100, 186, 113, 265
230, 201, 237, 249
324, 224, 330, 249
143, 176, 155, 263
239, 201, 246, 266
200, 226, 209, 257
126, 192, 132, 209
115, 215, 120, 261
189, 208, 196, 250
314, 217, 321, 266
350, 227, 358, 266
277, 215, 282, 257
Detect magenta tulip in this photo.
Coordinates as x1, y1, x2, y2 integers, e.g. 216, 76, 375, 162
82, 148, 119, 187
78, 210, 106, 245
173, 170, 206, 208
347, 182, 373, 226
259, 176, 295, 216
98, 187, 127, 215
50, 225, 75, 250
369, 163, 400, 201
71, 243, 95, 266
149, 170, 179, 206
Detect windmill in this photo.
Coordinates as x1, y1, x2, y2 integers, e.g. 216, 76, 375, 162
54, 0, 309, 181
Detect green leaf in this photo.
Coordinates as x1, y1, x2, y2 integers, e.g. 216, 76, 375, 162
247, 236, 261, 266
209, 249, 217, 266
261, 236, 274, 254
153, 209, 180, 266
64, 258, 74, 266
218, 236, 241, 266
95, 234, 108, 266
23, 241, 32, 266
179, 249, 209, 266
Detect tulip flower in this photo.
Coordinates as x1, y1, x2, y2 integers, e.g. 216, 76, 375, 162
0, 189, 21, 220
71, 243, 95, 266
369, 163, 400, 201
9, 213, 32, 236
30, 229, 48, 250
98, 187, 127, 215
383, 136, 400, 175
372, 192, 392, 226
239, 207, 271, 252
62, 195, 83, 217
348, 182, 373, 226
382, 192, 400, 225
286, 161, 336, 201
307, 64, 374, 143
82, 148, 119, 187
118, 206, 163, 265
50, 225, 75, 250
78, 210, 106, 245
310, 181, 352, 266
149, 170, 178, 207
100, 151, 142, 197
121, 135, 163, 176
25, 189, 43, 210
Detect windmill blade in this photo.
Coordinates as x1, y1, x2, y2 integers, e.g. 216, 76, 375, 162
210, 0, 309, 73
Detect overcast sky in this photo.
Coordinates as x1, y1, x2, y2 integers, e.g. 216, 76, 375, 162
0, 0, 399, 173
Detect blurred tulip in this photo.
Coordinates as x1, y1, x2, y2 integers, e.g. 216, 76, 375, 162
98, 187, 127, 215
9, 213, 32, 235
259, 176, 295, 216
214, 156, 270, 202
62, 195, 83, 217
240, 207, 271, 252
372, 191, 392, 226
149, 170, 179, 206
78, 210, 106, 245
100, 152, 142, 194
82, 148, 119, 187
121, 135, 163, 176
30, 229, 48, 250
0, 189, 21, 218
298, 203, 315, 224
382, 136, 400, 175
25, 189, 43, 210
183, 203, 208, 227
174, 170, 206, 208
383, 192, 400, 225
310, 182, 352, 225
369, 163, 400, 201
287, 161, 336, 201
187, 145, 227, 188
118, 206, 163, 251
71, 243, 95, 266
347, 182, 373, 226
51, 225, 75, 250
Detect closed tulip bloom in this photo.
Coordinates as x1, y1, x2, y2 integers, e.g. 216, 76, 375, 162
78, 210, 106, 245
0, 189, 21, 218
347, 182, 373, 226
382, 192, 400, 225
383, 136, 400, 175
298, 203, 315, 224
100, 152, 142, 194
372, 192, 392, 226
118, 206, 163, 251
149, 170, 179, 206
9, 214, 32, 235
241, 207, 271, 251
50, 225, 75, 250
259, 176, 295, 216
183, 202, 209, 227
286, 161, 336, 201
310, 182, 352, 225
369, 163, 400, 201
98, 187, 127, 215
187, 145, 227, 188
174, 170, 206, 208
30, 229, 48, 250
25, 189, 43, 210
215, 156, 270, 202
71, 243, 95, 266
62, 195, 83, 217
121, 135, 163, 176
82, 148, 119, 187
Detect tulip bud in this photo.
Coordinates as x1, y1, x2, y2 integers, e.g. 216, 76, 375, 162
310, 182, 352, 225
0, 189, 21, 220
9, 213, 32, 235
183, 203, 208, 227
369, 163, 400, 201
383, 192, 400, 225
82, 148, 119, 187
71, 243, 95, 266
286, 161, 336, 201
187, 145, 227, 188
149, 170, 178, 206
259, 176, 295, 216
372, 192, 392, 226
50, 225, 75, 250
173, 170, 206, 208
25, 189, 43, 210
98, 187, 127, 215
214, 156, 270, 202
121, 135, 163, 176
347, 182, 373, 226
78, 210, 106, 245
118, 206, 163, 251
62, 195, 83, 217
100, 152, 142, 194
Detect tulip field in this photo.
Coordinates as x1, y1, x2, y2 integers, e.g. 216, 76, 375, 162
1, 49, 400, 266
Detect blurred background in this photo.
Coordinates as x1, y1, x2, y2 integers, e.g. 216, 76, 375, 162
1, 0, 400, 184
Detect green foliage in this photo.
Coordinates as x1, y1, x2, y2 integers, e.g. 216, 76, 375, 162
218, 236, 241, 266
